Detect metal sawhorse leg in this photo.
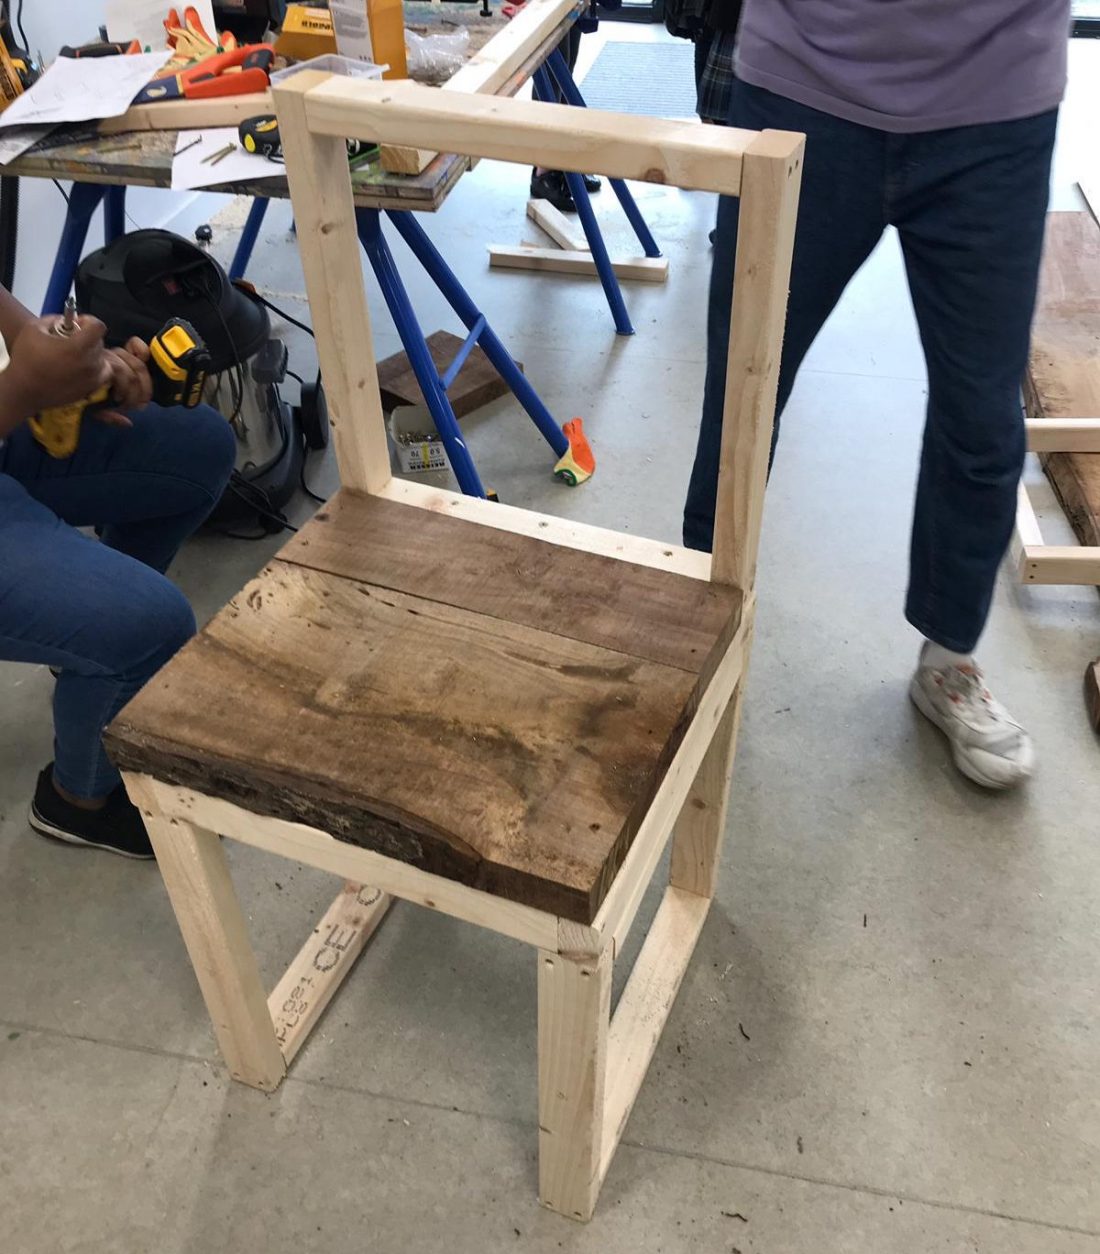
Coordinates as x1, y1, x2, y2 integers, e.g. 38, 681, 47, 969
42, 183, 127, 314
230, 197, 591, 499
528, 47, 665, 339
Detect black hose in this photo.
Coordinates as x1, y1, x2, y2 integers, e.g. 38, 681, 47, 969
0, 176, 18, 290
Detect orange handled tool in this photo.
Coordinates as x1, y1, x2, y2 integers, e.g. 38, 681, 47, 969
134, 44, 274, 104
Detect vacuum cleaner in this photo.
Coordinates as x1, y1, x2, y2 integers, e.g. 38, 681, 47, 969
75, 228, 327, 532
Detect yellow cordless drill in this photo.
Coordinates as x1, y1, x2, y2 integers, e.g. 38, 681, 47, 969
28, 298, 212, 458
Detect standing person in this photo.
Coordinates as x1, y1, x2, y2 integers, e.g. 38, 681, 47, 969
695, 0, 744, 125
684, 2, 1071, 789
529, 1, 618, 211
0, 287, 235, 855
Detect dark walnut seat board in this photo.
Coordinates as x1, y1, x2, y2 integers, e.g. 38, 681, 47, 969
1028, 211, 1100, 549
107, 493, 741, 922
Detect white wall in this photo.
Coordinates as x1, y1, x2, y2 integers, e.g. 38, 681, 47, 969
10, 2, 216, 309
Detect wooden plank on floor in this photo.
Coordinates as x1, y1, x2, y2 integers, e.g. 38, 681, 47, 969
106, 558, 725, 922
375, 330, 520, 419
278, 491, 741, 678
1028, 211, 1100, 551
527, 199, 589, 252
489, 245, 669, 283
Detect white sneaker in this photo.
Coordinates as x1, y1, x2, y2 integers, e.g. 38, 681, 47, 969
909, 647, 1034, 789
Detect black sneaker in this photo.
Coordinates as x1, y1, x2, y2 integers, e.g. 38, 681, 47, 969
530, 168, 576, 213
582, 174, 601, 193
29, 765, 155, 859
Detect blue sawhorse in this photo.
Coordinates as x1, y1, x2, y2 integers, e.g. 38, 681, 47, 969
531, 47, 663, 339
42, 183, 128, 314
228, 197, 578, 499
39, 47, 661, 499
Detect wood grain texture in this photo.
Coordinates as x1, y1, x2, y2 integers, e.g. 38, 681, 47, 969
304, 77, 756, 195
668, 678, 744, 900
711, 130, 804, 588
124, 775, 286, 1091
142, 779, 563, 949
488, 245, 669, 282
268, 882, 391, 1064
538, 946, 610, 1220
375, 330, 518, 418
108, 543, 738, 921
274, 74, 392, 493
278, 491, 741, 677
382, 0, 581, 174
599, 884, 708, 1180
376, 477, 713, 579
528, 198, 589, 252
1027, 212, 1100, 551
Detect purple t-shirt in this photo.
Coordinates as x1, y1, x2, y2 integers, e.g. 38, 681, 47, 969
736, 0, 1071, 133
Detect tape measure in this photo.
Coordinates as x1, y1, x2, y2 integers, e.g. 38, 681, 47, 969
239, 114, 282, 159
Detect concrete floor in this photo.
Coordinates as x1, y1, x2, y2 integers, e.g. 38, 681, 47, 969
4, 30, 1100, 1254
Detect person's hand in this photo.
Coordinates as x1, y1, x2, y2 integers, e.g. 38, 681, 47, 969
94, 337, 153, 429
2, 315, 113, 420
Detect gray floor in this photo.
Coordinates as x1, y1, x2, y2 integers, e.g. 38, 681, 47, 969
4, 32, 1100, 1254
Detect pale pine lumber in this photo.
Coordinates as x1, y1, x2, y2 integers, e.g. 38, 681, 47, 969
273, 73, 392, 493
124, 774, 286, 1092
591, 613, 749, 955
1020, 545, 1100, 584
489, 244, 668, 282
98, 92, 272, 134
1026, 418, 1100, 454
133, 779, 563, 950
1028, 213, 1100, 556
304, 78, 755, 195
268, 882, 392, 1064
528, 198, 589, 251
444, 0, 581, 96
599, 885, 709, 1179
668, 678, 744, 900
381, 0, 583, 174
375, 477, 714, 580
537, 946, 611, 1220
711, 130, 804, 589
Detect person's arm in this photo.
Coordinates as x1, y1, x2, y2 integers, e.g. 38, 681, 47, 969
0, 316, 114, 439
0, 284, 153, 439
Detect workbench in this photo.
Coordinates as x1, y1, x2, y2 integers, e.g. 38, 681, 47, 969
3, 2, 565, 214
0, 0, 660, 497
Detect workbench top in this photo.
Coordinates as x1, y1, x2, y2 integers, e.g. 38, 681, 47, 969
0, 2, 569, 214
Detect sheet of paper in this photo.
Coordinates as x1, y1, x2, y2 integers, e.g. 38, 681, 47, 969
171, 128, 286, 191
0, 124, 56, 167
0, 52, 172, 130
105, 0, 218, 53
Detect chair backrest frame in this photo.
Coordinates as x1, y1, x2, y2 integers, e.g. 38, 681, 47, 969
272, 72, 803, 594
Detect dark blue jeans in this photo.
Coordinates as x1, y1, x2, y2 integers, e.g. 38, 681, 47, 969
685, 80, 1058, 653
0, 405, 235, 798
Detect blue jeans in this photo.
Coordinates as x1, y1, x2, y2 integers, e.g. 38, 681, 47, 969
685, 80, 1058, 653
0, 405, 235, 798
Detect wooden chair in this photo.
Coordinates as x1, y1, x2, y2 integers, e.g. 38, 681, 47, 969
107, 73, 803, 1221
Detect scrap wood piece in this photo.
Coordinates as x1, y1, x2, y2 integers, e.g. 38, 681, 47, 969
1027, 211, 1100, 551
489, 244, 669, 283
528, 197, 589, 252
376, 329, 520, 418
